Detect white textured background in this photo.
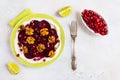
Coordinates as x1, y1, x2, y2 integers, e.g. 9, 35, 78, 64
0, 0, 120, 80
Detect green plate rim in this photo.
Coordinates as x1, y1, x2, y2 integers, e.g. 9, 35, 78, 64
10, 14, 65, 67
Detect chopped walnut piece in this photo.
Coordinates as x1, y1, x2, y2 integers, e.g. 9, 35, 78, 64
48, 36, 55, 43
37, 44, 46, 52
48, 50, 55, 58
20, 25, 25, 30
26, 36, 35, 44
40, 28, 49, 36
23, 46, 28, 53
26, 28, 34, 35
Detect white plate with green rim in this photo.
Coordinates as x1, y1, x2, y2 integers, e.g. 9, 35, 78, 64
10, 14, 65, 67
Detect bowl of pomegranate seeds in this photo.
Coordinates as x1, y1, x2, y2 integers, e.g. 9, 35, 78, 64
10, 14, 65, 67
81, 9, 108, 36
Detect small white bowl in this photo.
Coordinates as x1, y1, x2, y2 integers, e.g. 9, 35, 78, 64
79, 11, 108, 36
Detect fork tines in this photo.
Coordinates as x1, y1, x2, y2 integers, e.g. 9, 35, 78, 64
70, 21, 77, 36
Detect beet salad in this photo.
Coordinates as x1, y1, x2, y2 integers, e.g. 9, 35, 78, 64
16, 20, 60, 62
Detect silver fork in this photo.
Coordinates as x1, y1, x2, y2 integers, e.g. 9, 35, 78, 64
70, 21, 77, 71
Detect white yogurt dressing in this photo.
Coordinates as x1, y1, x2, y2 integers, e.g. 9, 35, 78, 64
14, 18, 61, 63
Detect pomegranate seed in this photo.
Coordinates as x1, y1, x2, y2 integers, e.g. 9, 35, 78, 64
52, 31, 55, 34
33, 57, 42, 61
33, 52, 37, 56
18, 34, 22, 38
32, 45, 36, 48
47, 43, 50, 47
56, 38, 60, 43
16, 54, 20, 57
33, 58, 37, 61
18, 42, 22, 47
43, 59, 46, 62
26, 24, 30, 28
20, 49, 22, 51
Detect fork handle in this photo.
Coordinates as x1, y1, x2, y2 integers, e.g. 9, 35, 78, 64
71, 38, 77, 70
72, 55, 77, 70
